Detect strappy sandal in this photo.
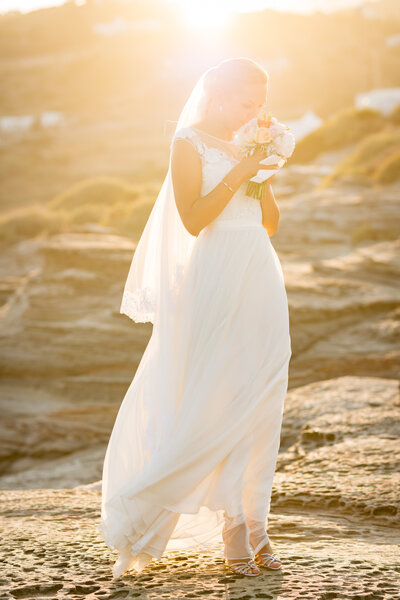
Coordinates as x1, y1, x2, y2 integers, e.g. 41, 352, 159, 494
225, 558, 261, 576
254, 551, 282, 570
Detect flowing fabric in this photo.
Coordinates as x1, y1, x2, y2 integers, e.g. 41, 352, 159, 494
119, 72, 209, 326
99, 125, 292, 578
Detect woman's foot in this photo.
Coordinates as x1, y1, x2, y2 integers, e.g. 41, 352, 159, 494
225, 557, 261, 576
247, 519, 282, 570
222, 513, 261, 577
254, 540, 282, 570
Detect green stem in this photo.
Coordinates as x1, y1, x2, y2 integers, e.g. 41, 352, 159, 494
246, 181, 267, 200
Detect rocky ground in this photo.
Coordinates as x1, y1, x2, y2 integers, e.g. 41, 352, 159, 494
0, 375, 399, 598
1, 485, 399, 600
0, 171, 399, 598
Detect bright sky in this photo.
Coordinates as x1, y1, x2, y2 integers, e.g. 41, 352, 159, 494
0, 0, 374, 16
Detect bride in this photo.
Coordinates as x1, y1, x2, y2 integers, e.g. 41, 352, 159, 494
98, 57, 292, 579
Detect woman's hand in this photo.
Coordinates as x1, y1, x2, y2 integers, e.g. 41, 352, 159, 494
238, 147, 280, 181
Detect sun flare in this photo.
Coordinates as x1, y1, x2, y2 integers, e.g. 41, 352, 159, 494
175, 0, 233, 29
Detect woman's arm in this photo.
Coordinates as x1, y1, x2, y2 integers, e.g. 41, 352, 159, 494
171, 138, 245, 236
260, 181, 280, 237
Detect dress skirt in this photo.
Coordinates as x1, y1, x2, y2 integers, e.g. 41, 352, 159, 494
99, 220, 292, 577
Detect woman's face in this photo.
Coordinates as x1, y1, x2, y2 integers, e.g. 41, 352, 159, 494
222, 81, 268, 131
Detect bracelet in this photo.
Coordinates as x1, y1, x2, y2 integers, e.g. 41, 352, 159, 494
222, 180, 234, 193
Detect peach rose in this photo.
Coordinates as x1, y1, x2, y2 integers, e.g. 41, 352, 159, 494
255, 127, 272, 144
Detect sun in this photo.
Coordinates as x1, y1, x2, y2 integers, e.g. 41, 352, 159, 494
175, 0, 234, 29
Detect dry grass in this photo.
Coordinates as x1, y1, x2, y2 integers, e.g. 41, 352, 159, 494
1, 176, 160, 246
291, 106, 386, 164
0, 205, 69, 246
48, 177, 141, 212
318, 127, 400, 188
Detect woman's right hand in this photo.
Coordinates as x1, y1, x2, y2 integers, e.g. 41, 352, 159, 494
238, 147, 280, 181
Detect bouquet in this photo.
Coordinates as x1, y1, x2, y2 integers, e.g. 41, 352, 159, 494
235, 105, 296, 201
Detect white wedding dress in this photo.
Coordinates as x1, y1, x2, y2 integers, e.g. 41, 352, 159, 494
99, 126, 292, 578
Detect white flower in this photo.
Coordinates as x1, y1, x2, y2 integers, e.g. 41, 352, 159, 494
273, 131, 295, 157
269, 122, 286, 136
234, 119, 258, 145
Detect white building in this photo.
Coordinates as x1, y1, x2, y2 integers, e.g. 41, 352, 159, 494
285, 110, 323, 141
355, 88, 400, 116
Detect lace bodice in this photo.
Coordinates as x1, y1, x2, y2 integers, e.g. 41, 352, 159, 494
171, 127, 263, 230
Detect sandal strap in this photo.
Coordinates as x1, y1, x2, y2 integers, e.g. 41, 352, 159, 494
227, 559, 259, 573
257, 552, 280, 566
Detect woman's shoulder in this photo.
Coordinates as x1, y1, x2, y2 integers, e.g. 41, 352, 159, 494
170, 127, 205, 156
173, 126, 195, 139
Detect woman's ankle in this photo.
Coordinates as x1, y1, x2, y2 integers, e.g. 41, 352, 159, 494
246, 519, 270, 555
222, 514, 253, 561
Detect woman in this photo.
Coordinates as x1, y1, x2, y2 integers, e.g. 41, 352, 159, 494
99, 57, 292, 579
